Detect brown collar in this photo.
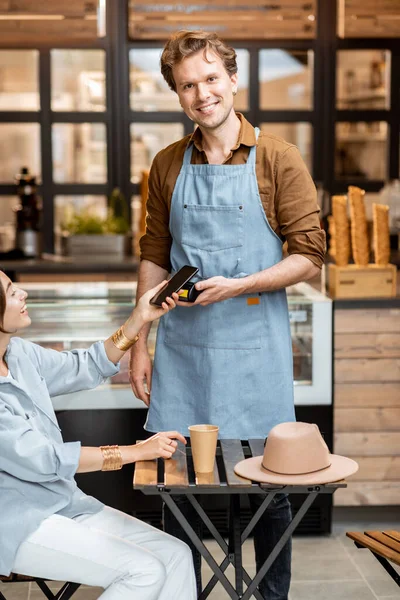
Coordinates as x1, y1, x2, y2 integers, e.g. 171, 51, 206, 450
189, 112, 257, 154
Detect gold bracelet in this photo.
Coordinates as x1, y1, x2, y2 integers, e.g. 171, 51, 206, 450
100, 445, 123, 471
111, 326, 139, 352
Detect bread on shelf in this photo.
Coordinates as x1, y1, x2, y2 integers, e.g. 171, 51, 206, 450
331, 195, 350, 266
348, 186, 369, 266
372, 203, 390, 266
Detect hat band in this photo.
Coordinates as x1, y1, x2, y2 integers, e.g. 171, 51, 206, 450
261, 460, 332, 476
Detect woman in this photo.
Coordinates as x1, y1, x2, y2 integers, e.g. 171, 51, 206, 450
0, 270, 196, 600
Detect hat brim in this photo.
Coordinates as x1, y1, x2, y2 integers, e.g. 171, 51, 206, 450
234, 454, 358, 485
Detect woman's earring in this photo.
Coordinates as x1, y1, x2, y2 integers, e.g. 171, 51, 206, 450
233, 89, 237, 96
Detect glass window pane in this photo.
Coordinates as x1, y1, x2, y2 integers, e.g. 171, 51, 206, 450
0, 124, 41, 183
130, 123, 184, 184
335, 122, 388, 180
51, 50, 106, 111
54, 195, 108, 252
260, 123, 312, 173
130, 49, 181, 112
337, 50, 390, 110
0, 51, 39, 110
52, 123, 107, 183
0, 197, 19, 252
259, 50, 313, 110
234, 50, 249, 112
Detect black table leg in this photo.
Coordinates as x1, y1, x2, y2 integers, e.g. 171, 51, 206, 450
160, 489, 328, 600
161, 493, 240, 599
187, 494, 263, 600
229, 495, 243, 596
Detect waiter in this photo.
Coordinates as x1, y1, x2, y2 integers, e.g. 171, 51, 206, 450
130, 30, 325, 600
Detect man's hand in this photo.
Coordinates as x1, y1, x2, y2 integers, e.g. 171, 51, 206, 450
178, 276, 241, 307
129, 345, 153, 406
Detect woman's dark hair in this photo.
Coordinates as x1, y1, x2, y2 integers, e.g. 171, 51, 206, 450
0, 270, 8, 333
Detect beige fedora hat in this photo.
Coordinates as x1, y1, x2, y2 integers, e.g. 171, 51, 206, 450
234, 422, 358, 485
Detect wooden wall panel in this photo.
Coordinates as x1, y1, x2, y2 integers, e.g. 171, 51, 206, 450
335, 358, 400, 383
129, 20, 315, 41
349, 457, 400, 481
335, 383, 400, 407
0, 0, 95, 16
334, 482, 400, 506
335, 309, 400, 334
335, 432, 400, 457
336, 408, 400, 432
335, 333, 400, 358
128, 0, 317, 40
338, 0, 400, 38
0, 19, 97, 44
334, 306, 400, 506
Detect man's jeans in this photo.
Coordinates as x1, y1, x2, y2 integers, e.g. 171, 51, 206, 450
163, 492, 292, 600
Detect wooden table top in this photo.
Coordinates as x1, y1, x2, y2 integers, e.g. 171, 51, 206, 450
133, 439, 346, 493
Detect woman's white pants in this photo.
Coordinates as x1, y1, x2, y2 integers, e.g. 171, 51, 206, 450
12, 506, 197, 600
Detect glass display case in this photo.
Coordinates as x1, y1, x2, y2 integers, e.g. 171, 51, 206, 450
18, 280, 332, 410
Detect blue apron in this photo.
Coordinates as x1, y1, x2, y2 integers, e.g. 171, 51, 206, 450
146, 128, 295, 439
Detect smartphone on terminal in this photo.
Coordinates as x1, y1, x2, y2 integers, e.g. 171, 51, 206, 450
150, 265, 199, 306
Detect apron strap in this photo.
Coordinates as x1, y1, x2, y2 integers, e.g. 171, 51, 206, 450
247, 127, 260, 165
182, 142, 194, 166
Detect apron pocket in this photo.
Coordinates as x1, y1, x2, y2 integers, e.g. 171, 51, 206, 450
181, 204, 244, 252
165, 295, 262, 349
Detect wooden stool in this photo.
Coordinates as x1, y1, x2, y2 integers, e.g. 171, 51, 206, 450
0, 574, 80, 600
347, 530, 400, 587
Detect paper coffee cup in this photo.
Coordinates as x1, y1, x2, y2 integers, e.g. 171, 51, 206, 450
189, 424, 219, 474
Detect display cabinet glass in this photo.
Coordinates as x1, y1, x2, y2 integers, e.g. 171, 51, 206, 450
259, 49, 313, 110
336, 50, 390, 110
51, 50, 106, 112
130, 48, 182, 112
0, 123, 41, 183
0, 196, 18, 253
130, 122, 184, 184
335, 121, 388, 180
19, 280, 332, 410
52, 123, 107, 184
0, 50, 39, 111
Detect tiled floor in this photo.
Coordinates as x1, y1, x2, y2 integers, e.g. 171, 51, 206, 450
2, 507, 399, 599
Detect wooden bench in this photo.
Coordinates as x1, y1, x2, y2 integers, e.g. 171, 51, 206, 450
0, 574, 80, 600
346, 530, 400, 587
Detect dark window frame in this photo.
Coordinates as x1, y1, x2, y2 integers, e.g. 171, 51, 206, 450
0, 0, 399, 253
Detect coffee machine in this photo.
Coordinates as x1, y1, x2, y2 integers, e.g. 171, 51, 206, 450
14, 166, 41, 258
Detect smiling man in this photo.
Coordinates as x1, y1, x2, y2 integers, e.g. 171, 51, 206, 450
130, 30, 326, 600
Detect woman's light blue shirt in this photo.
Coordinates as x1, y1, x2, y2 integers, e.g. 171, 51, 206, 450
0, 337, 119, 576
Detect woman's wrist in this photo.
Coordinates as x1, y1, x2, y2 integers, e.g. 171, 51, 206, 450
120, 444, 141, 465
123, 311, 145, 340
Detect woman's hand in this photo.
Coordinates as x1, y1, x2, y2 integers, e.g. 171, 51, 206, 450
105, 282, 179, 367
133, 431, 186, 461
127, 281, 179, 332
